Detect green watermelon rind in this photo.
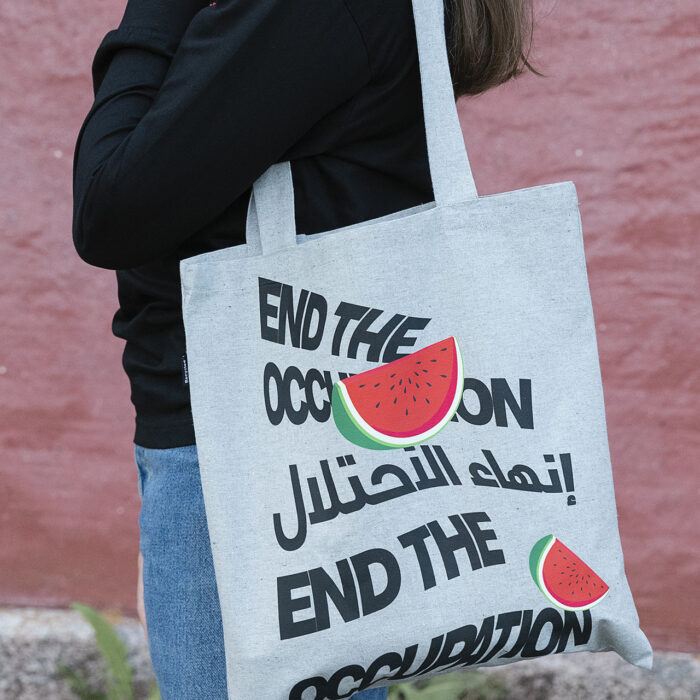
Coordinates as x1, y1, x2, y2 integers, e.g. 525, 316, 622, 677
529, 534, 554, 583
529, 534, 609, 612
331, 337, 464, 450
331, 387, 396, 450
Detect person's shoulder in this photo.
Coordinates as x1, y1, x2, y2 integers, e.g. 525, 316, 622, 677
212, 0, 372, 64
215, 0, 368, 32
342, 0, 414, 31
342, 0, 418, 82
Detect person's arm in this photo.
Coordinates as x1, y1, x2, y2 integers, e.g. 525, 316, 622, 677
72, 0, 371, 270
72, 0, 211, 256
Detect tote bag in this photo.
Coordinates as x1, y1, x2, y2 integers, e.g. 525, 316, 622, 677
180, 1, 653, 696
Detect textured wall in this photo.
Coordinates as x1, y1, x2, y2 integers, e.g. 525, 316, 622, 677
0, 0, 697, 651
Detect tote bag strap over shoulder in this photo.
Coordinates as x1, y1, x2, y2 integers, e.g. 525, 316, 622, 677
248, 0, 478, 256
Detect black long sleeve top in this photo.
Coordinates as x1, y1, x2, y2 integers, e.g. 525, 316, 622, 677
73, 0, 443, 448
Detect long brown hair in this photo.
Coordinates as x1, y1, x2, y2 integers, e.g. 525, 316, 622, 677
445, 0, 539, 97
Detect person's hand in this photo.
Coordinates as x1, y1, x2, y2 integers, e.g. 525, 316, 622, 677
137, 550, 148, 643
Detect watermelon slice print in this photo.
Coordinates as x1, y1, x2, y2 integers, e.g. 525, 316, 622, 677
331, 336, 463, 450
529, 534, 610, 611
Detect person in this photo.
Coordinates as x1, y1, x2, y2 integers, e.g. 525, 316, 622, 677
72, 0, 536, 696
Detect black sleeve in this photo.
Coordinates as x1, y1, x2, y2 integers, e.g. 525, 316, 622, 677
72, 0, 371, 270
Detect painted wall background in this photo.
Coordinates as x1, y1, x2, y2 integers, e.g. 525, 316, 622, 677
0, 0, 697, 651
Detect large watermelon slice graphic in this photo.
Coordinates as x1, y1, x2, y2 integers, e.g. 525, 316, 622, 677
332, 336, 463, 450
529, 534, 610, 611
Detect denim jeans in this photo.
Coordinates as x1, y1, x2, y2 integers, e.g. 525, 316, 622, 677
135, 444, 389, 699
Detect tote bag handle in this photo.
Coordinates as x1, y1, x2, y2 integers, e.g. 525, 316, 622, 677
248, 0, 478, 255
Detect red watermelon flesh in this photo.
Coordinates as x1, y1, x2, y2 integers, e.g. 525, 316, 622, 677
339, 337, 461, 438
540, 537, 609, 609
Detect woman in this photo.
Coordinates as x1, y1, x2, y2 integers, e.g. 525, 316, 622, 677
72, 0, 535, 696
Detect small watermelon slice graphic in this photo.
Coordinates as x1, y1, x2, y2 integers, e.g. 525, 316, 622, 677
529, 534, 610, 611
332, 336, 463, 450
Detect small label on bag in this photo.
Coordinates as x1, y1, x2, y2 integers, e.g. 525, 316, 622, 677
181, 353, 189, 385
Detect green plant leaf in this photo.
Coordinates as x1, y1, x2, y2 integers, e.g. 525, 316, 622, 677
146, 679, 161, 700
387, 670, 508, 700
56, 662, 108, 699
71, 602, 133, 700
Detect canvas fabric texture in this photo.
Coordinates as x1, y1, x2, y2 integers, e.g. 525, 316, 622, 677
179, 1, 653, 697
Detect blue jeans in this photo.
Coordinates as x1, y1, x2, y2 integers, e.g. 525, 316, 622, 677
135, 444, 389, 699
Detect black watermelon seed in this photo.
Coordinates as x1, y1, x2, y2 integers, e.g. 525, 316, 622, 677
374, 383, 380, 388
399, 379, 403, 386
414, 371, 419, 376
359, 384, 365, 388
426, 398, 430, 404
430, 359, 437, 362
416, 382, 420, 388
416, 361, 421, 364
413, 395, 416, 402
441, 347, 447, 351
427, 382, 432, 387
376, 402, 380, 408
405, 409, 408, 416
393, 397, 397, 404
404, 387, 407, 393
390, 384, 395, 390
440, 374, 447, 378
390, 373, 396, 377
408, 378, 412, 384
422, 369, 428, 373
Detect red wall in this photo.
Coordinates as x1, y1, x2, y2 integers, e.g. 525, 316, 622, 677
1, 1, 698, 651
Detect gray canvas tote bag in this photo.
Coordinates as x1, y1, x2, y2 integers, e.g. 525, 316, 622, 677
180, 0, 653, 696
